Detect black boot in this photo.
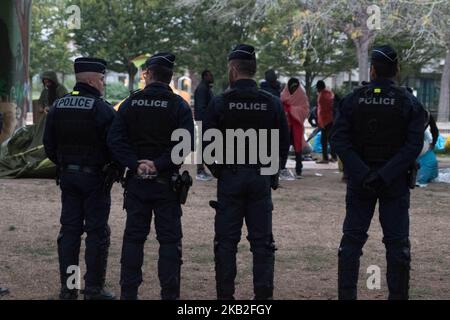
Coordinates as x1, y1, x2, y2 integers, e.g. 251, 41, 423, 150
84, 287, 116, 300
338, 236, 364, 300
159, 243, 182, 300
214, 240, 238, 300
295, 153, 303, 178
59, 287, 78, 300
252, 237, 276, 301
338, 263, 358, 300
84, 245, 116, 300
385, 238, 410, 300
0, 287, 10, 297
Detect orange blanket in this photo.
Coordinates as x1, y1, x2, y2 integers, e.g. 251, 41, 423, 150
281, 85, 309, 153
317, 89, 334, 128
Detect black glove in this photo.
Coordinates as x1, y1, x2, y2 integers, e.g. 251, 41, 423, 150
362, 171, 384, 193
103, 162, 124, 193
206, 163, 223, 179
270, 172, 280, 190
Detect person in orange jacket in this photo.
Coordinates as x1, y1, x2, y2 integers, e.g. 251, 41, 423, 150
316, 80, 336, 163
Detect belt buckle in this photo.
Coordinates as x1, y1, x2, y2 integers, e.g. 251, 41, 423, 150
137, 173, 158, 180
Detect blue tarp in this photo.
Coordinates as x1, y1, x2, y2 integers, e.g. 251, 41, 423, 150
417, 150, 439, 184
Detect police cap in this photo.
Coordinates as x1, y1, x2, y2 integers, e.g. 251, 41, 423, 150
74, 57, 107, 74
228, 44, 256, 61
145, 52, 176, 69
371, 45, 398, 65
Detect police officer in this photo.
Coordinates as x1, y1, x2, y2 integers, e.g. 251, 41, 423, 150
204, 44, 289, 300
330, 45, 425, 300
107, 53, 194, 300
43, 58, 116, 300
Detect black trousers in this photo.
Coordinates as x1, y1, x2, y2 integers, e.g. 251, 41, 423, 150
338, 180, 411, 300
321, 123, 336, 160
120, 177, 182, 300
214, 167, 275, 300
58, 171, 111, 290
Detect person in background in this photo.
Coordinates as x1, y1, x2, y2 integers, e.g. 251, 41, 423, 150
280, 78, 310, 179
194, 70, 214, 181
38, 71, 68, 112
316, 80, 336, 164
260, 69, 281, 97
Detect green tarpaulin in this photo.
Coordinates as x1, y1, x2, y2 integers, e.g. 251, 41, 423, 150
0, 115, 56, 178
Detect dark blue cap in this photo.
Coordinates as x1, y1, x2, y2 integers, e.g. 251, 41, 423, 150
74, 57, 107, 74
228, 44, 256, 61
145, 52, 175, 69
371, 45, 398, 64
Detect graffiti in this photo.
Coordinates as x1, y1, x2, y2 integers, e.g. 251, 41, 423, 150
15, 0, 32, 125
0, 17, 13, 101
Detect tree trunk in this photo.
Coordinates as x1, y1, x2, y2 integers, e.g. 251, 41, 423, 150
355, 38, 370, 83
348, 70, 352, 91
304, 70, 313, 101
127, 63, 137, 92
437, 49, 450, 122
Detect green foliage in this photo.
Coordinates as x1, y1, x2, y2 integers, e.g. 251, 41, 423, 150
373, 32, 445, 85
70, 0, 186, 90
179, 2, 261, 90
253, 6, 357, 97
29, 0, 447, 101
30, 0, 72, 78
104, 82, 129, 103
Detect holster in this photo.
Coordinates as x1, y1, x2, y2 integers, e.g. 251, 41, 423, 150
408, 162, 420, 189
55, 166, 61, 186
171, 170, 193, 204
270, 171, 280, 190
206, 163, 223, 179
102, 162, 125, 193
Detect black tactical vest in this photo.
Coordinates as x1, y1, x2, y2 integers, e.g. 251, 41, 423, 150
220, 88, 278, 166
54, 92, 105, 165
124, 90, 178, 160
351, 84, 408, 164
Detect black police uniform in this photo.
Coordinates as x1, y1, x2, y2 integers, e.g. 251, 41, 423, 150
107, 53, 194, 300
330, 46, 425, 300
43, 58, 116, 300
204, 45, 289, 300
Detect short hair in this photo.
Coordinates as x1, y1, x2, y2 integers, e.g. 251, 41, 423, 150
230, 59, 257, 77
371, 61, 398, 79
147, 64, 173, 84
316, 80, 325, 90
265, 69, 277, 82
201, 70, 211, 79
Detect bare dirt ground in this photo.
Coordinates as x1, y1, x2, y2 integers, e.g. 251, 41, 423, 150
1, 163, 449, 300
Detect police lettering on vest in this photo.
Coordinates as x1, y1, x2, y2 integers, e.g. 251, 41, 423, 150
358, 97, 396, 106
131, 99, 169, 108
352, 86, 407, 163
229, 102, 268, 111
56, 96, 95, 109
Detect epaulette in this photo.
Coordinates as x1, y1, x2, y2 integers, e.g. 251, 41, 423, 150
129, 88, 142, 98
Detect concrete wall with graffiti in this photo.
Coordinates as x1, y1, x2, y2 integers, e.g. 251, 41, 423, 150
0, 0, 32, 128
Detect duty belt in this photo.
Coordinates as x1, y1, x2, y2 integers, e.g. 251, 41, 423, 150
128, 171, 172, 185
223, 164, 262, 173
63, 164, 102, 174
